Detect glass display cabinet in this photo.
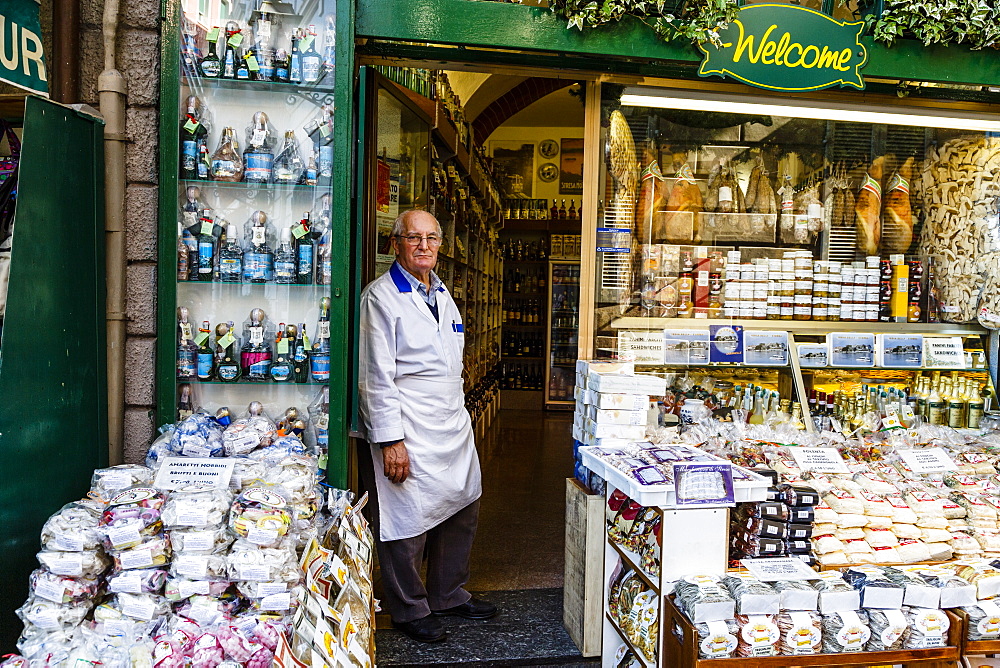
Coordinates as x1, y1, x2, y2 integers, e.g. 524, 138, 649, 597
160, 0, 338, 469
546, 259, 580, 407
584, 83, 999, 432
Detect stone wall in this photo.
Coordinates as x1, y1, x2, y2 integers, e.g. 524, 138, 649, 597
78, 0, 162, 463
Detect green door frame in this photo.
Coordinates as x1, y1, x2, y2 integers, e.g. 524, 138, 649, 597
155, 0, 357, 488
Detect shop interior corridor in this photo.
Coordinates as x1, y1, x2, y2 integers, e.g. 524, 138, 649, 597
375, 408, 597, 666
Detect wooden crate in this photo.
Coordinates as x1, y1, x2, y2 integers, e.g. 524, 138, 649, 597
950, 607, 1000, 657
662, 595, 962, 668
564, 477, 604, 657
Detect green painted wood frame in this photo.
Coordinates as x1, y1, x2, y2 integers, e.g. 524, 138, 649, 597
355, 0, 1000, 88
156, 0, 356, 487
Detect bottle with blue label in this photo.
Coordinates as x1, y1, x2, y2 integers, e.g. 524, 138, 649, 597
294, 212, 314, 284
243, 211, 274, 283
274, 226, 297, 284
300, 25, 322, 84
240, 308, 273, 382
177, 307, 197, 380
270, 323, 293, 382
179, 96, 208, 179
322, 14, 336, 75
219, 223, 243, 282
314, 194, 332, 285
196, 217, 217, 281
309, 386, 330, 479
198, 27, 221, 78
310, 297, 331, 382
243, 112, 274, 184
196, 320, 214, 380
274, 49, 290, 83
273, 130, 303, 185
289, 28, 303, 83
210, 127, 243, 181
214, 321, 241, 383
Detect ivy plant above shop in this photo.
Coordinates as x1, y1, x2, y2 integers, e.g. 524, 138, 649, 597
540, 0, 1000, 50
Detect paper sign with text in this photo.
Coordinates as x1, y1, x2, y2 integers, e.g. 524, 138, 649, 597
789, 447, 849, 474
741, 557, 821, 581
897, 448, 957, 474
153, 457, 237, 490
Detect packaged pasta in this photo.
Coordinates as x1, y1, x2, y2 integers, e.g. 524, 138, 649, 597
693, 618, 739, 659
884, 566, 941, 608
821, 610, 871, 653
813, 534, 846, 555
735, 614, 780, 657
777, 611, 821, 655
813, 503, 838, 524
825, 489, 865, 515
859, 492, 893, 517
903, 607, 950, 648
885, 495, 920, 524
871, 545, 903, 564
817, 551, 849, 566
674, 575, 736, 623
890, 524, 922, 539
835, 513, 869, 528
920, 569, 977, 608
961, 599, 1000, 640
864, 608, 908, 651
949, 561, 1000, 598
772, 580, 818, 611
723, 574, 779, 615
863, 528, 900, 548
952, 531, 984, 556
813, 572, 861, 613
842, 566, 904, 608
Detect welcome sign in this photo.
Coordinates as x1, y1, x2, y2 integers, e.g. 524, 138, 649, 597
698, 4, 868, 92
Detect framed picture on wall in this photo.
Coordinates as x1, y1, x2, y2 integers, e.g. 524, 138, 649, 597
490, 140, 535, 198
560, 138, 584, 195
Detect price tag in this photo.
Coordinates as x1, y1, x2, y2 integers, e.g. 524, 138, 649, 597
175, 555, 208, 578
741, 557, 821, 581
257, 582, 287, 597
183, 119, 200, 133
30, 609, 61, 629
119, 548, 155, 570
789, 447, 850, 474
245, 55, 260, 72
881, 415, 903, 430
180, 530, 216, 552
319, 123, 331, 138
239, 565, 270, 581
897, 447, 957, 473
277, 338, 289, 355
246, 525, 279, 546
34, 579, 67, 603
178, 579, 210, 598
200, 220, 214, 236
176, 507, 210, 527
901, 405, 916, 421
180, 322, 193, 341
291, 222, 309, 238
318, 321, 330, 338
53, 535, 84, 551
120, 595, 156, 620
181, 441, 212, 458
103, 619, 132, 636
194, 331, 209, 347
219, 331, 236, 349
48, 554, 83, 576
227, 32, 244, 48
106, 523, 142, 549
206, 27, 220, 43
260, 592, 292, 611
298, 36, 313, 53
249, 326, 264, 345
152, 457, 235, 490
109, 573, 143, 594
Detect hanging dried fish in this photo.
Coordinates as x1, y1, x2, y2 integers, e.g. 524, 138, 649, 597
882, 156, 915, 253
855, 156, 884, 255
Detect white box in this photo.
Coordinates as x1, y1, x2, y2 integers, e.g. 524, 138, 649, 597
576, 360, 634, 376
581, 434, 633, 448
589, 391, 649, 410
587, 406, 647, 425
587, 372, 667, 395
584, 419, 646, 440
572, 424, 585, 443
573, 411, 585, 431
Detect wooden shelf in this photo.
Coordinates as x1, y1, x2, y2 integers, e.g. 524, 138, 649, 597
948, 608, 1000, 655
607, 612, 657, 668
504, 218, 583, 233
662, 595, 962, 668
608, 540, 660, 593
610, 317, 987, 336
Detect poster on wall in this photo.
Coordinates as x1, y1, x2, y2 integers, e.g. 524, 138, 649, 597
490, 141, 535, 198
560, 138, 584, 195
375, 216, 395, 271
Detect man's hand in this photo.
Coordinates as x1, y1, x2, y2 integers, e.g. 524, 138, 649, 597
382, 441, 410, 484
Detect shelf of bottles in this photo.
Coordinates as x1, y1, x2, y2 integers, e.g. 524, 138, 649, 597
546, 261, 581, 406
171, 1, 335, 455
500, 233, 549, 392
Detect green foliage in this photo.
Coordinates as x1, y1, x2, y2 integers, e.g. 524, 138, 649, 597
548, 0, 1000, 50
862, 0, 1000, 49
548, 0, 740, 46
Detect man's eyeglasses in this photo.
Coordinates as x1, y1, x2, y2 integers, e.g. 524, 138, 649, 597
396, 234, 442, 248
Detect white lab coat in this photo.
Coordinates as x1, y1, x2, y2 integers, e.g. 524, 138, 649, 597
358, 261, 482, 541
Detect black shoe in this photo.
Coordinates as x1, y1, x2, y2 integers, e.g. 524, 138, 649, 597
432, 597, 498, 620
392, 615, 447, 643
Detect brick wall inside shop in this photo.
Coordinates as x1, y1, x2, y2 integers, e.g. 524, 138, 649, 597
79, 0, 162, 463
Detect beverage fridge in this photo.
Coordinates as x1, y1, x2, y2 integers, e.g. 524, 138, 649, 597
545, 260, 580, 408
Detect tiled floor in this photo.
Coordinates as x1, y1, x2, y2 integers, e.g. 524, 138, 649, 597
375, 409, 593, 666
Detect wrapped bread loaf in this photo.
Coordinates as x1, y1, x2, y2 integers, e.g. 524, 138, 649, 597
881, 157, 914, 253
855, 156, 884, 255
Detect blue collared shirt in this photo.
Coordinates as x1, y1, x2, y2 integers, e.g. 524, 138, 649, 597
394, 261, 443, 310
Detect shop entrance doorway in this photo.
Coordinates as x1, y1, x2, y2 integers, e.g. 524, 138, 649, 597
354, 65, 594, 664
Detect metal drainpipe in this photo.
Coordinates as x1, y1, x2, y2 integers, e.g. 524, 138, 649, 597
52, 0, 80, 103
99, 0, 127, 465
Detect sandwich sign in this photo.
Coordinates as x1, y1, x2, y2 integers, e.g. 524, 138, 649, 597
0, 0, 48, 96
697, 4, 868, 92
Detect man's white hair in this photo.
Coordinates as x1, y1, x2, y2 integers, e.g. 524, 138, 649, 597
391, 209, 442, 238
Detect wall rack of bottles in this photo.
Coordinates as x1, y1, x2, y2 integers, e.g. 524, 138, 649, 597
165, 1, 339, 462
607, 318, 997, 433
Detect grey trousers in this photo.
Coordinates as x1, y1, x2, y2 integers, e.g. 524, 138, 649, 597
358, 443, 479, 623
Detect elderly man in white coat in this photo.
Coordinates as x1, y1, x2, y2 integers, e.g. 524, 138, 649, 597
358, 208, 497, 643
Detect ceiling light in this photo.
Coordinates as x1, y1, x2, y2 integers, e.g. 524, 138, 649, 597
620, 87, 1000, 132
